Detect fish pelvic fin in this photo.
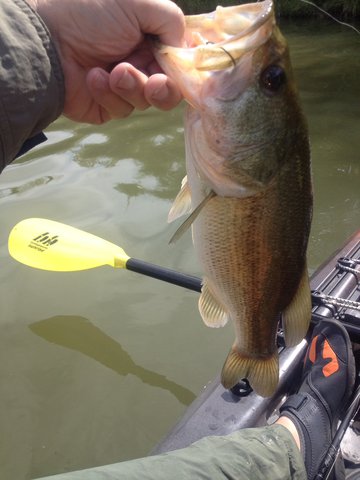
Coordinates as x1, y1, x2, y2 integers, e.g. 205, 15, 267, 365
168, 176, 192, 223
169, 190, 216, 244
221, 347, 279, 397
199, 279, 230, 328
282, 263, 312, 347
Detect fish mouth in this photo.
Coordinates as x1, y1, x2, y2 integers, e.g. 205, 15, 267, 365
154, 1, 275, 104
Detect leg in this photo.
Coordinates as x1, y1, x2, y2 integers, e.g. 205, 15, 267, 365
36, 425, 305, 480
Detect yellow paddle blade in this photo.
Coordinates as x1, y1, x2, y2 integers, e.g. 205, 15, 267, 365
8, 218, 129, 271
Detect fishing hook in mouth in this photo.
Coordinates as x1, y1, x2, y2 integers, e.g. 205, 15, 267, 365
219, 46, 237, 68
205, 41, 236, 68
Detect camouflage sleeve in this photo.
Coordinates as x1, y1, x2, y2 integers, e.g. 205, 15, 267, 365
0, 0, 64, 172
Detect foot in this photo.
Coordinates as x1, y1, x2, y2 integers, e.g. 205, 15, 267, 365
279, 318, 356, 480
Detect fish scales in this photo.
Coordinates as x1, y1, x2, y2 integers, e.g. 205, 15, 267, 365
154, 0, 313, 396
194, 165, 311, 350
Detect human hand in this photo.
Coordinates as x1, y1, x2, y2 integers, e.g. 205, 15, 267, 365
30, 0, 185, 124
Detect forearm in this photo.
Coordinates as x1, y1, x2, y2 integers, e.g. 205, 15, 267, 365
0, 0, 64, 172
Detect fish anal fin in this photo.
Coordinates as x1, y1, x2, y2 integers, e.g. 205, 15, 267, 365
198, 279, 230, 328
168, 176, 192, 223
221, 347, 279, 397
282, 263, 312, 347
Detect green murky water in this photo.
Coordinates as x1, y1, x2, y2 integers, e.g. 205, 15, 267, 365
0, 20, 359, 479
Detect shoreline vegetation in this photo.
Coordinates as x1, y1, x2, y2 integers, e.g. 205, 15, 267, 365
176, 1, 360, 17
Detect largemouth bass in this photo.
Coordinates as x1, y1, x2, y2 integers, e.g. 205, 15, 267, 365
155, 0, 313, 397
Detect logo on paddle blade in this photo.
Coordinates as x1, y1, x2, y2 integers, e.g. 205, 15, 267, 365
28, 232, 59, 252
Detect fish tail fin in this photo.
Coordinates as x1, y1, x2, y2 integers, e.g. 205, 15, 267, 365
282, 263, 312, 347
221, 347, 279, 397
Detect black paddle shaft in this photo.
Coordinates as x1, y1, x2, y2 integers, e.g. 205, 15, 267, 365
126, 258, 202, 293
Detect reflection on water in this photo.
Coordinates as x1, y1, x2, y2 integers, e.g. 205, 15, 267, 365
30, 316, 196, 406
0, 20, 359, 480
0, 175, 53, 199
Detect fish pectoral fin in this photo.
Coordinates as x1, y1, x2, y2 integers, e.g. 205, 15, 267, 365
221, 347, 279, 397
282, 263, 312, 347
198, 279, 230, 328
168, 176, 192, 223
169, 190, 216, 244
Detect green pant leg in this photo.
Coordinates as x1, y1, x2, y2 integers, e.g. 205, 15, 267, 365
36, 425, 306, 480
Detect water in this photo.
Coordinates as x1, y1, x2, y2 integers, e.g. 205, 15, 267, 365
0, 21, 359, 479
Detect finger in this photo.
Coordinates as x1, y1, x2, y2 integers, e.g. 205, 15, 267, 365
145, 73, 183, 111
109, 63, 150, 111
87, 68, 135, 120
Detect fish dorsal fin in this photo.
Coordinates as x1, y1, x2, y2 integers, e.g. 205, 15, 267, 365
168, 176, 192, 223
198, 279, 230, 328
282, 263, 312, 347
169, 190, 216, 244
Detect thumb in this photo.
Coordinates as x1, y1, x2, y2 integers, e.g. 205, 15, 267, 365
134, 0, 185, 47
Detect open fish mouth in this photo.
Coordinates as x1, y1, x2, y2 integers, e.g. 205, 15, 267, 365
154, 0, 274, 73
153, 1, 276, 108
184, 0, 274, 69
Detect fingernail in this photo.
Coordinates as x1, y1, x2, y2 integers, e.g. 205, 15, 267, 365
117, 70, 136, 90
152, 84, 169, 102
93, 71, 108, 90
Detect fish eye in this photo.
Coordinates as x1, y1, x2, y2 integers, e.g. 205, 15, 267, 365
260, 65, 286, 95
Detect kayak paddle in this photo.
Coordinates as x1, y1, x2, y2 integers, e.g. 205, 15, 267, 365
8, 218, 202, 292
